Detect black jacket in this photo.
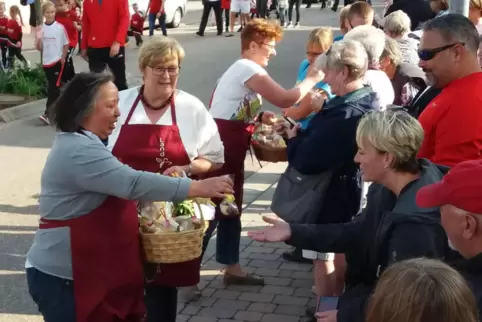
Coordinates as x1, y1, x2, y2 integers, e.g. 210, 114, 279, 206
385, 0, 435, 30
287, 159, 450, 322
452, 253, 482, 321
287, 86, 378, 225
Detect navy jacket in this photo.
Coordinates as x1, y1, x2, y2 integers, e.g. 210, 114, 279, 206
287, 86, 378, 224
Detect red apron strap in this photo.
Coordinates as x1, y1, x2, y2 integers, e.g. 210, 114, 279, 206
208, 85, 217, 110
170, 98, 177, 125
56, 61, 65, 87
39, 218, 70, 229
125, 94, 142, 125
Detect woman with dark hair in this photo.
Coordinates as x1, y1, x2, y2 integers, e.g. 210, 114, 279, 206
25, 72, 233, 322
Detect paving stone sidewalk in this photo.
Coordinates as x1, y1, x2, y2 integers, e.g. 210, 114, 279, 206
178, 161, 315, 322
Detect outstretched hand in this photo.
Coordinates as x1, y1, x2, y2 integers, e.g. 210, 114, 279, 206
247, 215, 292, 242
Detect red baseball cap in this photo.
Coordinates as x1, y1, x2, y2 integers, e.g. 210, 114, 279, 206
416, 159, 482, 214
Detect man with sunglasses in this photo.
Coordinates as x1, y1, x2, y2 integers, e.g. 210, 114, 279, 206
417, 14, 482, 167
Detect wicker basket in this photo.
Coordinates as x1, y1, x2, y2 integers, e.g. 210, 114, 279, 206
140, 202, 206, 264
252, 141, 288, 163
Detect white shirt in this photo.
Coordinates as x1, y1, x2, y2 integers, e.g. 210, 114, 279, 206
109, 88, 224, 164
364, 70, 395, 110
41, 21, 69, 67
210, 58, 267, 121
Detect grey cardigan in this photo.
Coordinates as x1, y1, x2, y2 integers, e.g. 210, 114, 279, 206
26, 131, 191, 279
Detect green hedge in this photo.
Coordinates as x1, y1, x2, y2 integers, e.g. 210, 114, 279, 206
0, 64, 48, 99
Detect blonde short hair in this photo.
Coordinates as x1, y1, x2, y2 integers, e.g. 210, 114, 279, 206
383, 10, 412, 36
382, 36, 402, 66
138, 36, 185, 70
307, 27, 334, 52
367, 258, 479, 322
315, 39, 368, 79
470, 0, 482, 11
356, 110, 423, 173
42, 1, 55, 13
339, 5, 352, 33
344, 25, 386, 65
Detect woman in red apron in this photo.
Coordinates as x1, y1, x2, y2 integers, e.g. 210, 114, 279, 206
26, 73, 232, 322
203, 19, 324, 286
109, 37, 225, 322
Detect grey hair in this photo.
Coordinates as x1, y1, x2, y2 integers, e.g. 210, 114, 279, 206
383, 10, 411, 37
382, 36, 402, 66
314, 39, 368, 79
423, 14, 480, 55
344, 25, 387, 66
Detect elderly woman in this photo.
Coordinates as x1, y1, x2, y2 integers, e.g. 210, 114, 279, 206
206, 18, 324, 287
367, 258, 479, 322
284, 27, 334, 130
108, 36, 225, 321
25, 72, 232, 322
382, 10, 419, 64
283, 39, 377, 319
249, 110, 449, 322
344, 25, 395, 109
380, 37, 427, 106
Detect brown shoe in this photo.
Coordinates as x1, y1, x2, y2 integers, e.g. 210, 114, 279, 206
223, 273, 265, 285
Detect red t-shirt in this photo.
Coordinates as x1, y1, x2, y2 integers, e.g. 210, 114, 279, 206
130, 12, 144, 33
418, 72, 482, 167
56, 10, 78, 47
149, 0, 163, 14
6, 18, 21, 43
0, 16, 8, 41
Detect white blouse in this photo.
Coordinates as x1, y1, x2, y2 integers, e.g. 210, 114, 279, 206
108, 88, 224, 164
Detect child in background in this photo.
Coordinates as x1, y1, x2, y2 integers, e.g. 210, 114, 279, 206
277, 0, 287, 26
250, 0, 259, 18
221, 0, 230, 33
0, 2, 8, 69
128, 3, 144, 47
6, 5, 28, 68
37, 1, 69, 125
55, 0, 79, 82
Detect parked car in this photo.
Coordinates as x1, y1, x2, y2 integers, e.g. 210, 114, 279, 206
128, 0, 188, 28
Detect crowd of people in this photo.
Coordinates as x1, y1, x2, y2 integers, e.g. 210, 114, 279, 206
3, 0, 481, 321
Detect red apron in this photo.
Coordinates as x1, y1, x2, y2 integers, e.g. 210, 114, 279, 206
111, 94, 200, 287
206, 88, 255, 218
39, 196, 144, 322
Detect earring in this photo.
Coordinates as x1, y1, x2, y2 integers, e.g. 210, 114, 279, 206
383, 164, 389, 169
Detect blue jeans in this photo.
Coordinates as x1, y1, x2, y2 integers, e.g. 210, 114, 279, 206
202, 216, 241, 265
27, 267, 76, 322
148, 13, 167, 36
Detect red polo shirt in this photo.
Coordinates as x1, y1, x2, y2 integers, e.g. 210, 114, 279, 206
418, 72, 482, 167
81, 0, 130, 49
149, 0, 163, 14
130, 12, 144, 33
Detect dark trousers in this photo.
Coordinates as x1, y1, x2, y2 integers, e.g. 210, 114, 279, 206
201, 216, 241, 265
145, 284, 177, 322
148, 13, 167, 36
199, 1, 223, 34
27, 267, 76, 322
7, 45, 27, 67
256, 0, 269, 17
0, 43, 7, 68
87, 46, 127, 91
288, 0, 301, 22
223, 8, 230, 31
43, 61, 63, 115
128, 29, 144, 46
77, 31, 82, 52
29, 3, 38, 27
62, 46, 75, 83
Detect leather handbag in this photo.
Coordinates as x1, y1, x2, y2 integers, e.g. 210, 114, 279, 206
271, 165, 338, 224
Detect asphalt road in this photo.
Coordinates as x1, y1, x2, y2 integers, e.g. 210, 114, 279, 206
0, 2, 384, 321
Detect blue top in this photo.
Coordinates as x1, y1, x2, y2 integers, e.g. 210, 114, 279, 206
334, 35, 344, 42
295, 59, 334, 129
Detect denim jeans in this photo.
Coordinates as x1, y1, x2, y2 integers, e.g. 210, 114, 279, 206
27, 267, 76, 322
202, 216, 241, 265
148, 13, 167, 36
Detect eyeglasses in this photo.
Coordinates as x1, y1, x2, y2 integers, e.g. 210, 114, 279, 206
417, 43, 464, 61
149, 66, 180, 76
257, 42, 276, 51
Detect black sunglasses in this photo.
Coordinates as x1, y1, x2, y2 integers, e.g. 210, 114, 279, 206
417, 43, 464, 61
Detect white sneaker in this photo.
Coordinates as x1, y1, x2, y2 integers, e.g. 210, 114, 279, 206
38, 114, 50, 125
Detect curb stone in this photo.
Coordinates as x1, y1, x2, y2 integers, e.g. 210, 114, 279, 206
0, 99, 45, 123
